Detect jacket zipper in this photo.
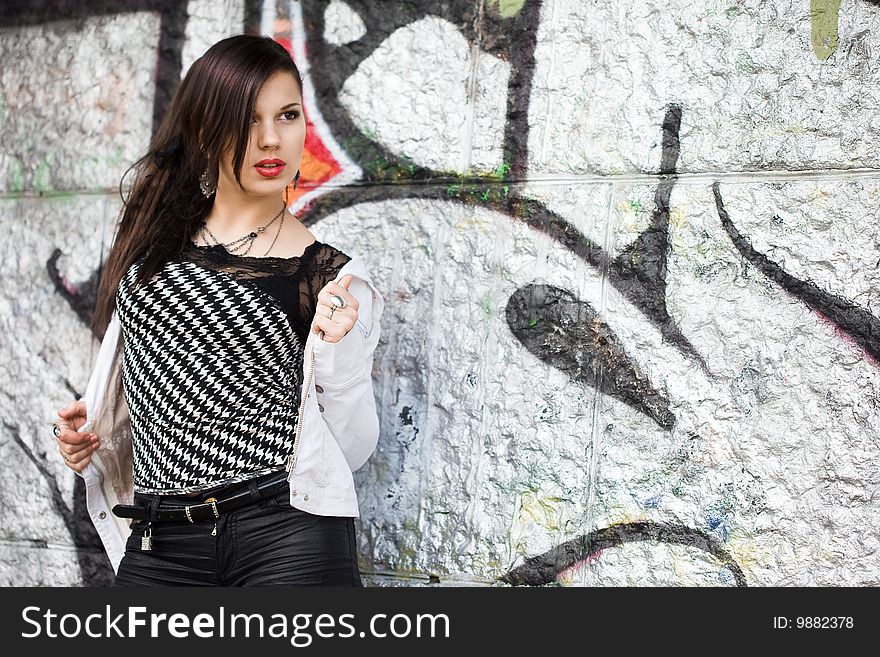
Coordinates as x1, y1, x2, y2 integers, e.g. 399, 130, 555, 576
287, 331, 317, 473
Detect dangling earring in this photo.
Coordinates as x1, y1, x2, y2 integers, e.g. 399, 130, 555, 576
293, 169, 300, 190
199, 159, 216, 197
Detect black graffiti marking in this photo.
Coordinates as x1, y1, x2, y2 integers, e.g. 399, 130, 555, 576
493, 0, 543, 180
47, 248, 104, 337
501, 520, 747, 586
506, 283, 675, 429
5, 422, 115, 585
397, 405, 419, 451
614, 105, 681, 330
610, 105, 708, 372
713, 183, 880, 363
62, 377, 81, 399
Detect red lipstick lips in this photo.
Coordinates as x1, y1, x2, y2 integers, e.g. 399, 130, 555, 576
255, 158, 286, 177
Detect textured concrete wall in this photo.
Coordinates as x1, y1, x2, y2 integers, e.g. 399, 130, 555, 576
1, 0, 878, 586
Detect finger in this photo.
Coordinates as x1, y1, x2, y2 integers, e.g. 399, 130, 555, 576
310, 313, 323, 334
64, 448, 94, 472
57, 401, 75, 416
327, 280, 358, 308
325, 274, 353, 292
317, 302, 356, 326
311, 300, 354, 326
58, 400, 88, 431
57, 400, 86, 419
57, 429, 97, 445
57, 417, 87, 435
312, 314, 345, 341
59, 435, 99, 456
330, 306, 357, 327
315, 300, 355, 325
58, 445, 97, 463
317, 311, 355, 336
319, 287, 359, 312
57, 428, 96, 446
312, 314, 335, 333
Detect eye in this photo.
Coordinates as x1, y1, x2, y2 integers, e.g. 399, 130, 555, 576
250, 110, 301, 124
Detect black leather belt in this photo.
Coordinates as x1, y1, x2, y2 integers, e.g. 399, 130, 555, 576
112, 472, 289, 523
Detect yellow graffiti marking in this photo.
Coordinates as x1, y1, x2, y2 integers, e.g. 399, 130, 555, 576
810, 0, 841, 61
487, 0, 526, 19
669, 206, 687, 230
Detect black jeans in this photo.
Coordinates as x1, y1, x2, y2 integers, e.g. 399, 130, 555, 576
113, 475, 363, 586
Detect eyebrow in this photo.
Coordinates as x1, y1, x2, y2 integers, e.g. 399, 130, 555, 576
252, 103, 301, 115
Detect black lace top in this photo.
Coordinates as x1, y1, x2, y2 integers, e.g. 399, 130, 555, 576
115, 240, 351, 494
186, 241, 352, 346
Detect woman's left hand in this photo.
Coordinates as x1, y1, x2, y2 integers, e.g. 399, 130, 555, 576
311, 274, 359, 344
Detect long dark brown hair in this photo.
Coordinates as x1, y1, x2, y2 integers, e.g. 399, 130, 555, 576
91, 34, 303, 337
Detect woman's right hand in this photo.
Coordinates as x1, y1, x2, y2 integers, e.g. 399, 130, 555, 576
55, 400, 99, 474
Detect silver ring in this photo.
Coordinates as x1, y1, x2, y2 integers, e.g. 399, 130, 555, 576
52, 423, 61, 438
328, 306, 336, 320
330, 294, 346, 309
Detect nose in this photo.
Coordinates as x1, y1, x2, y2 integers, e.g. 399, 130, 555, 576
256, 120, 280, 150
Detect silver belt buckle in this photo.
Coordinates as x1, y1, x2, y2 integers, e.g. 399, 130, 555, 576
183, 497, 219, 523
204, 497, 220, 537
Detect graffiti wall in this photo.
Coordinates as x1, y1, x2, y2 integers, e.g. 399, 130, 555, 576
1, 0, 878, 586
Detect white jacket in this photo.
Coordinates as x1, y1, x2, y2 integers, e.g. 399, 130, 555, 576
75, 256, 384, 573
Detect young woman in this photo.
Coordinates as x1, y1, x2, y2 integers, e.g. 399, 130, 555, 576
51, 34, 384, 586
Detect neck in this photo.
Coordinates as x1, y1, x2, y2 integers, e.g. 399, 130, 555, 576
204, 191, 287, 238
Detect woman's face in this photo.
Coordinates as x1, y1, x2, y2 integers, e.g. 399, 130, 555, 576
217, 70, 305, 197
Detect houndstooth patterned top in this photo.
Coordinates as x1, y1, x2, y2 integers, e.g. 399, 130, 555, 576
115, 239, 351, 495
